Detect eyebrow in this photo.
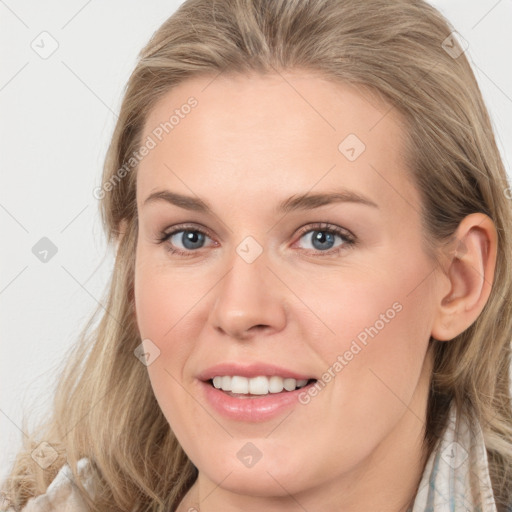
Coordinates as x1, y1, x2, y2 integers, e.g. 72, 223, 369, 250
142, 188, 378, 214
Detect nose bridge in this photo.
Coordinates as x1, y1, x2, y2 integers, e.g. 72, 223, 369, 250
209, 239, 286, 339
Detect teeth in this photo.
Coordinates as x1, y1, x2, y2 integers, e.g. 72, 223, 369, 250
231, 376, 249, 394
283, 378, 297, 391
249, 376, 268, 395
269, 375, 284, 393
211, 376, 310, 395
221, 375, 232, 391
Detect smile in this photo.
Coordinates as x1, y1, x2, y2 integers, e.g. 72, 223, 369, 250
200, 378, 318, 422
211, 375, 312, 395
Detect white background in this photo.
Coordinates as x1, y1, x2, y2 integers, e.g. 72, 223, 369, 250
1, 0, 511, 483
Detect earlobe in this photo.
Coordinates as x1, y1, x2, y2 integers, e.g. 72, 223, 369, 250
430, 213, 497, 341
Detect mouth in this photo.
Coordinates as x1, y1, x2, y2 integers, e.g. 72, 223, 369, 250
208, 375, 317, 398
197, 362, 319, 421
199, 374, 319, 422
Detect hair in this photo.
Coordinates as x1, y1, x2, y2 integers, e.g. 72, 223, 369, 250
3, 0, 512, 510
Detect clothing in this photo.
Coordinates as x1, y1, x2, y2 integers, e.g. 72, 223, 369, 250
8, 457, 93, 512
409, 404, 498, 512
10, 405, 509, 512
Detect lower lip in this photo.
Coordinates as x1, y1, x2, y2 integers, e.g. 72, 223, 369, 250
200, 380, 316, 422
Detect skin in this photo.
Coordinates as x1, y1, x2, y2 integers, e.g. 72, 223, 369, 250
130, 71, 497, 512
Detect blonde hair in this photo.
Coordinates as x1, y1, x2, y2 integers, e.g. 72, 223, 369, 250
3, 0, 512, 510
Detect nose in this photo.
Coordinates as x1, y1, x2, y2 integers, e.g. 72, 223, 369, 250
208, 247, 287, 340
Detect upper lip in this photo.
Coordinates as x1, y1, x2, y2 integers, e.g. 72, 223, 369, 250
197, 362, 316, 382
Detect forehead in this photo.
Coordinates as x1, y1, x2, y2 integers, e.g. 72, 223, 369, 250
137, 71, 419, 218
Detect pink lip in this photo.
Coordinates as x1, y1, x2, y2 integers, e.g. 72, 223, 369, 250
196, 363, 317, 422
199, 379, 317, 422
197, 362, 315, 381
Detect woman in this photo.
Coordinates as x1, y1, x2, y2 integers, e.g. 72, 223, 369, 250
2, 0, 512, 510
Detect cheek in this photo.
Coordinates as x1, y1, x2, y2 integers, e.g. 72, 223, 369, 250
336, 295, 430, 402
133, 255, 211, 433
276, 261, 434, 474
134, 261, 181, 386
134, 271, 192, 447
134, 255, 206, 343
134, 281, 169, 339
304, 252, 434, 412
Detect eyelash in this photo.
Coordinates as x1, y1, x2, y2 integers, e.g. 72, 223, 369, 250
157, 222, 356, 257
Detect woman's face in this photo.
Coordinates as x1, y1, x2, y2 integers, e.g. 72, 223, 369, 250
134, 72, 441, 508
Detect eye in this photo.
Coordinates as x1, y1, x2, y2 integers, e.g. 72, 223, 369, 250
158, 225, 216, 256
295, 223, 355, 255
157, 222, 356, 257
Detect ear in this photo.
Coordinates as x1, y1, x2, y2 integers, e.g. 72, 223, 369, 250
431, 213, 498, 341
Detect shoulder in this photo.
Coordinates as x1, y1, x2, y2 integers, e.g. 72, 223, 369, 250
9, 458, 95, 512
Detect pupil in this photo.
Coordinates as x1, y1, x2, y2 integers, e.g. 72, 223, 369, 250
313, 230, 334, 250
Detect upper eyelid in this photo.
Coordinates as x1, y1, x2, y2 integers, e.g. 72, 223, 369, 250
162, 223, 214, 238
295, 222, 354, 238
